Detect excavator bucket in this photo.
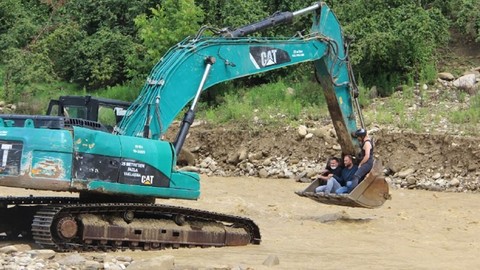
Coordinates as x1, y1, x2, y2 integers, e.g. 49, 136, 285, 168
295, 160, 391, 208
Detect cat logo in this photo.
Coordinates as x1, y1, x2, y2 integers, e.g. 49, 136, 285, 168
249, 46, 291, 69
141, 175, 154, 185
261, 49, 278, 66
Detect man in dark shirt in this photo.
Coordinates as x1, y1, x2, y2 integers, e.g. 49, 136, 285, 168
315, 157, 342, 183
316, 155, 357, 194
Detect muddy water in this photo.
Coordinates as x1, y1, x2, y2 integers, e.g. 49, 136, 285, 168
2, 176, 480, 269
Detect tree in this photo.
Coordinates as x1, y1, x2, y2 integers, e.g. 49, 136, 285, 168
455, 0, 480, 42
330, 0, 449, 94
69, 28, 139, 89
133, 0, 204, 75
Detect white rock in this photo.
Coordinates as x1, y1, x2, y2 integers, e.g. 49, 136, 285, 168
263, 254, 280, 267
126, 256, 174, 270
453, 74, 476, 90
0, 246, 17, 254
298, 125, 307, 137
397, 168, 416, 178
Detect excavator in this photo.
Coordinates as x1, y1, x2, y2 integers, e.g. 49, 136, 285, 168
0, 2, 389, 251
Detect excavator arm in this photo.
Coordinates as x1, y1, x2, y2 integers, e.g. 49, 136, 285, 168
117, 2, 361, 156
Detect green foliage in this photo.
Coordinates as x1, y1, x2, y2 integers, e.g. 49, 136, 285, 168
357, 84, 371, 108
93, 80, 143, 103
333, 0, 449, 95
199, 81, 329, 125
2, 48, 57, 102
32, 23, 86, 79
134, 0, 204, 72
61, 0, 156, 36
0, 0, 47, 53
450, 94, 480, 124
454, 0, 480, 42
292, 80, 327, 107
69, 28, 139, 89
197, 0, 267, 30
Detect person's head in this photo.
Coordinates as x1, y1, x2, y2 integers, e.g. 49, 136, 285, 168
354, 128, 367, 141
329, 157, 340, 170
343, 154, 354, 168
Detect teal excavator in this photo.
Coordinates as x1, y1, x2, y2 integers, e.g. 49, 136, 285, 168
0, 2, 389, 251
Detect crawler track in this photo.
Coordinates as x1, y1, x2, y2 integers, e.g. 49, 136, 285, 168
0, 197, 261, 251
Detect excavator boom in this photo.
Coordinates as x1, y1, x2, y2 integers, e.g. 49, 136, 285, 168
117, 2, 360, 155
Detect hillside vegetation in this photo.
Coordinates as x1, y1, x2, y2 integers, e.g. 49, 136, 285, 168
0, 0, 479, 132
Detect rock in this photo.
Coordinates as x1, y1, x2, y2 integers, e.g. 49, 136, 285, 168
57, 254, 86, 266
26, 249, 56, 260
432, 173, 441, 180
179, 166, 200, 172
309, 127, 330, 140
0, 246, 17, 254
190, 146, 201, 153
298, 125, 308, 137
289, 158, 300, 165
386, 162, 402, 174
126, 256, 174, 270
397, 168, 416, 178
84, 260, 103, 270
200, 157, 213, 168
248, 151, 263, 161
104, 262, 123, 270
305, 133, 313, 139
449, 178, 460, 187
227, 152, 240, 164
262, 254, 280, 267
258, 168, 269, 178
438, 72, 455, 81
406, 175, 417, 185
304, 168, 317, 178
238, 147, 248, 161
178, 148, 196, 166
435, 178, 447, 187
453, 74, 476, 91
263, 157, 272, 166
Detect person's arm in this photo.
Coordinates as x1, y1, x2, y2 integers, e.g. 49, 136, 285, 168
317, 173, 333, 181
359, 141, 372, 166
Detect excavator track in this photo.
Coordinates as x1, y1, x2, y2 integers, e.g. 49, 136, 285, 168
0, 197, 261, 251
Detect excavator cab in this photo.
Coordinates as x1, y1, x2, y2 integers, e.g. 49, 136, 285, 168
295, 160, 391, 208
46, 95, 131, 126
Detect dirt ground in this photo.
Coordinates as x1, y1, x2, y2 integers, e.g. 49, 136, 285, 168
177, 124, 480, 183
1, 176, 480, 269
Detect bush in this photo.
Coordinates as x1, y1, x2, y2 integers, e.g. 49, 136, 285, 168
333, 1, 449, 95
454, 0, 480, 42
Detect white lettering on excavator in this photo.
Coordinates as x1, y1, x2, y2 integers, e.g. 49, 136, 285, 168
127, 167, 138, 173
292, 49, 304, 57
124, 172, 141, 177
121, 161, 145, 168
133, 144, 146, 154
1, 144, 12, 167
141, 175, 154, 185
261, 49, 277, 67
